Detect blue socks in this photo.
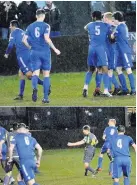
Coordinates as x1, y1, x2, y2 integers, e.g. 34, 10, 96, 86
128, 73, 135, 92
19, 79, 25, 96
98, 157, 103, 168
118, 73, 128, 91
112, 74, 120, 89
103, 73, 109, 90
3, 175, 10, 185
109, 161, 113, 174
33, 183, 39, 185
85, 72, 92, 85
113, 182, 119, 185
96, 72, 102, 88
43, 77, 50, 100
18, 181, 25, 185
124, 177, 130, 185
32, 75, 38, 89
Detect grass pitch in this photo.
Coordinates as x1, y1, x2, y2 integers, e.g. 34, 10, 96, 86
0, 148, 136, 185
0, 72, 136, 106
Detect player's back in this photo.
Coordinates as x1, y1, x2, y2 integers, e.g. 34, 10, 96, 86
110, 134, 134, 157
84, 132, 97, 149
116, 23, 131, 52
104, 126, 118, 141
26, 21, 50, 51
11, 28, 29, 54
87, 21, 110, 46
14, 133, 37, 160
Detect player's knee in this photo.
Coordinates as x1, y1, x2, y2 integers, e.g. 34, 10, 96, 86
19, 71, 25, 79
108, 69, 113, 77
43, 70, 50, 77
114, 178, 119, 182
99, 153, 103, 158
116, 67, 122, 75
33, 70, 40, 76
84, 163, 89, 169
26, 71, 32, 79
126, 68, 132, 74
102, 66, 108, 73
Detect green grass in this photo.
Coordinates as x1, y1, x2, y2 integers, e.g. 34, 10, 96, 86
0, 72, 136, 106
0, 148, 136, 185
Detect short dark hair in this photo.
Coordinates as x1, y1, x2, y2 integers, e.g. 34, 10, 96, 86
117, 125, 125, 133
10, 20, 19, 27
112, 11, 124, 22
36, 9, 45, 16
83, 125, 90, 131
17, 123, 27, 129
92, 11, 102, 20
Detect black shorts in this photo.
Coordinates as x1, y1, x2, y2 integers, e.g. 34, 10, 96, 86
83, 147, 95, 163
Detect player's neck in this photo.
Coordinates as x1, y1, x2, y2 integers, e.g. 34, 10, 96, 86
37, 19, 44, 22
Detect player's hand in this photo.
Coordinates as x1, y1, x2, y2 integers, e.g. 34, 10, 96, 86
36, 160, 40, 168
54, 49, 61, 55
67, 142, 73, 147
4, 54, 9, 59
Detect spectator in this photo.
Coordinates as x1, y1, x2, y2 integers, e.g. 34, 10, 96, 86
44, 1, 61, 37
18, 1, 38, 30
0, 1, 17, 39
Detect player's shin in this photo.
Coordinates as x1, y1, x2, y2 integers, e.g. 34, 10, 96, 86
95, 72, 103, 89
124, 177, 130, 185
37, 78, 43, 86
112, 74, 120, 89
97, 156, 103, 169
84, 71, 92, 90
103, 73, 109, 93
3, 173, 11, 185
43, 77, 50, 100
32, 75, 39, 90
19, 79, 25, 96
18, 181, 26, 185
127, 73, 135, 92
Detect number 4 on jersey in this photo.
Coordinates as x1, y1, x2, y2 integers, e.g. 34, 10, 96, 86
117, 139, 122, 149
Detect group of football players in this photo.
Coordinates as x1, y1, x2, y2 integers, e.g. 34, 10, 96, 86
83, 11, 135, 98
0, 123, 42, 185
4, 9, 136, 103
68, 119, 136, 185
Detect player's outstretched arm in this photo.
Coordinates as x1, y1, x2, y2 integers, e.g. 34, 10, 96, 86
67, 140, 85, 147
22, 35, 31, 50
44, 34, 61, 55
35, 143, 43, 167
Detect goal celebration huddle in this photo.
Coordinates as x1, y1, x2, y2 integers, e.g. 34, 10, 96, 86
4, 9, 136, 104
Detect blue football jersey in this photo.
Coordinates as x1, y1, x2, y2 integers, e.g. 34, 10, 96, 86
103, 126, 118, 141
11, 133, 38, 160
106, 25, 116, 50
87, 21, 110, 46
6, 28, 29, 55
26, 21, 50, 51
115, 23, 132, 53
109, 134, 135, 157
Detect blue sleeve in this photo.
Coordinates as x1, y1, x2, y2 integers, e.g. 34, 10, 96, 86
0, 128, 7, 141
44, 24, 50, 35
5, 32, 15, 54
128, 136, 135, 146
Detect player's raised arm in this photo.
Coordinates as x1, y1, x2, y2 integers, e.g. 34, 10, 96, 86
35, 143, 43, 167
22, 34, 31, 50
67, 140, 85, 147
